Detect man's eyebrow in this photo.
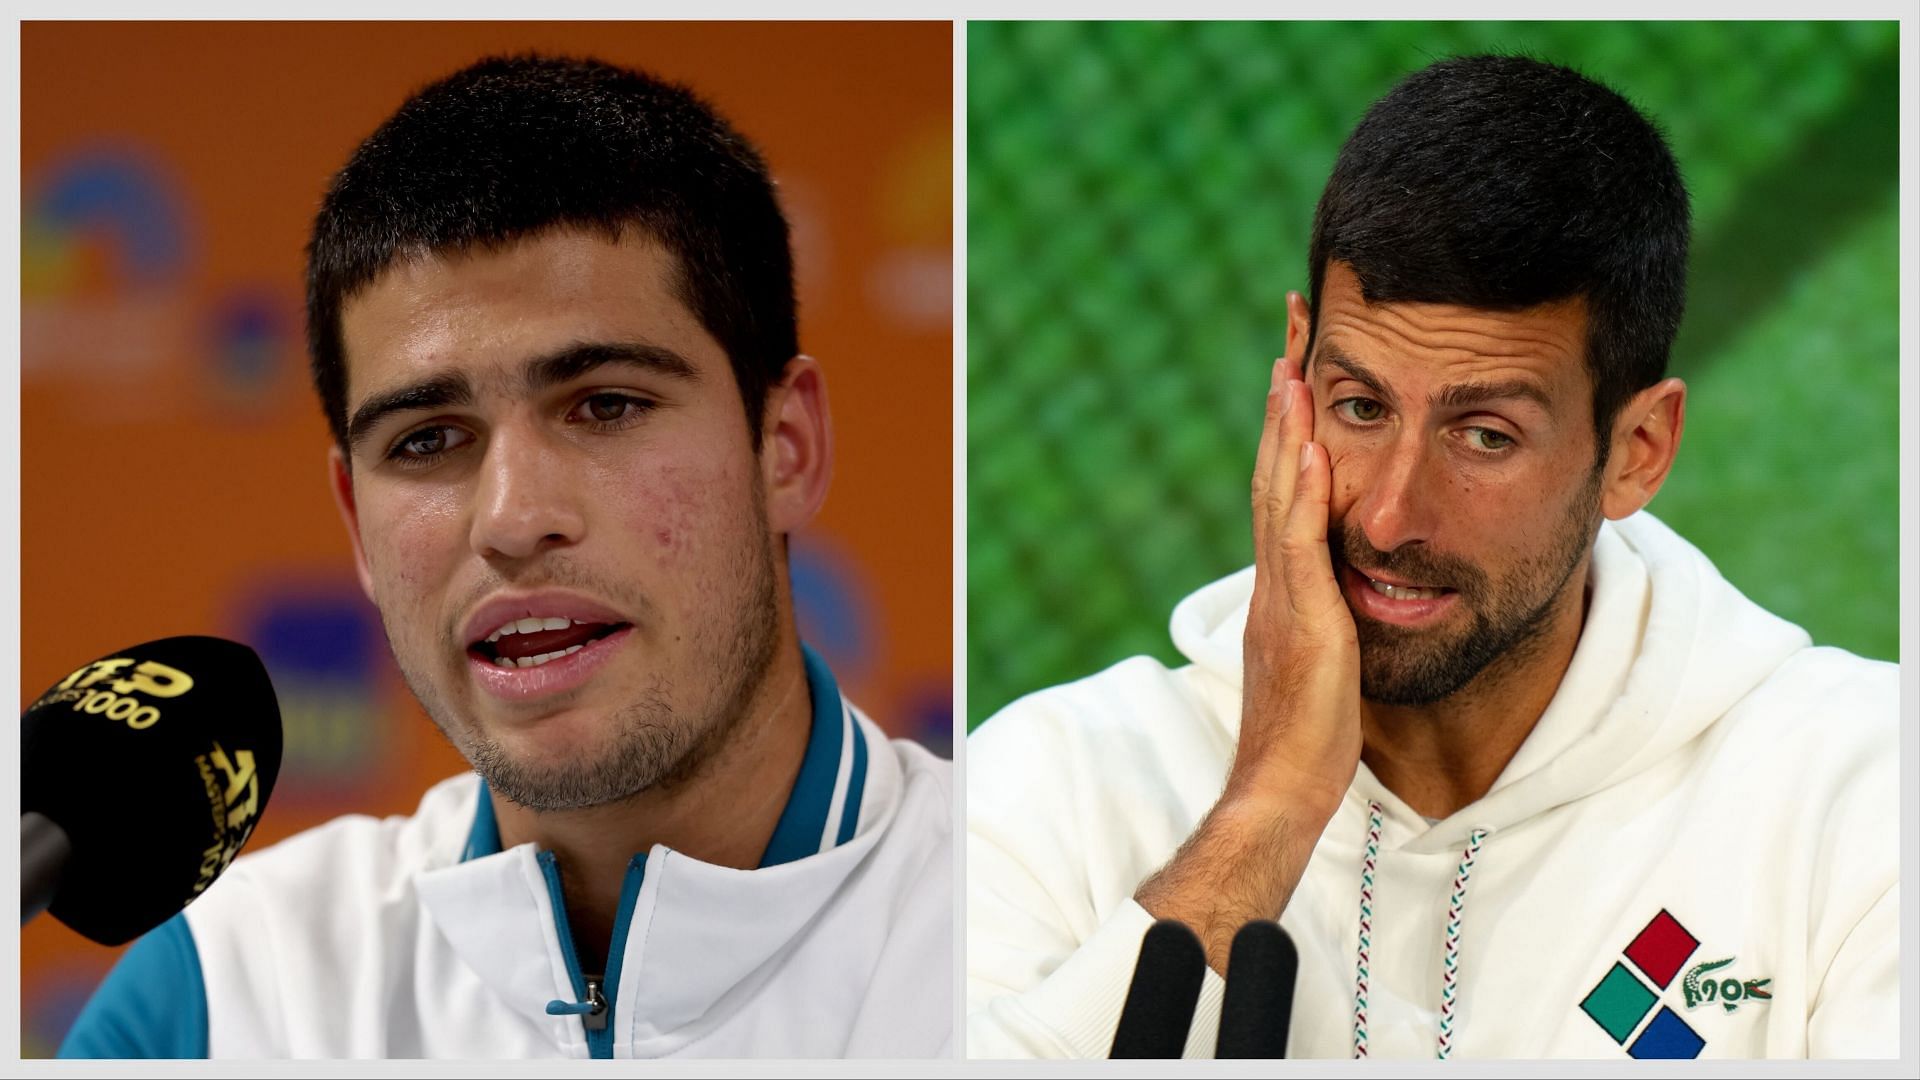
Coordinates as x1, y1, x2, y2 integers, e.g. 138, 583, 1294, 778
1315, 346, 1398, 409
344, 341, 700, 456
346, 373, 473, 454
1313, 343, 1553, 415
522, 340, 700, 393
1433, 378, 1553, 413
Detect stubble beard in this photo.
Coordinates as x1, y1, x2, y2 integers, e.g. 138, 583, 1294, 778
385, 487, 783, 814
1333, 467, 1602, 707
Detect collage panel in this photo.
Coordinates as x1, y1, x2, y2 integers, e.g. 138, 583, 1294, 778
21, 20, 953, 1061
966, 20, 1901, 1061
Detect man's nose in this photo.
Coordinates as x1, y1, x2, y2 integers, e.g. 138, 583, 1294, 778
1340, 431, 1439, 555
469, 425, 586, 560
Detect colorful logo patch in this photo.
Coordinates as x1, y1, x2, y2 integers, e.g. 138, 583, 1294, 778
1578, 909, 1705, 1059
1682, 957, 1772, 1013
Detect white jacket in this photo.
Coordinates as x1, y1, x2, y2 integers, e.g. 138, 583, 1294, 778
63, 647, 953, 1058
967, 513, 1898, 1059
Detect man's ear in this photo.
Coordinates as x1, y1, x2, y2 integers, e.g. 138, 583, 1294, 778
1601, 377, 1687, 520
1284, 290, 1312, 370
328, 446, 379, 603
759, 355, 833, 535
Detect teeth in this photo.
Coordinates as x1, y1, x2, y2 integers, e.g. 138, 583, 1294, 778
493, 644, 586, 670
485, 616, 602, 643
1368, 577, 1446, 601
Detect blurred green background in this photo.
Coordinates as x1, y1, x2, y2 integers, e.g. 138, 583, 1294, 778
967, 21, 1900, 729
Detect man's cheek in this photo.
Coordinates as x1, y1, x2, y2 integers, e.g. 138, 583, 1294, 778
1325, 442, 1364, 517
377, 516, 439, 585
614, 466, 717, 562
361, 511, 451, 624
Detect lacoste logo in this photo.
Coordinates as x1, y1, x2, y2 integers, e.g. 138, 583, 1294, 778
1682, 957, 1771, 1013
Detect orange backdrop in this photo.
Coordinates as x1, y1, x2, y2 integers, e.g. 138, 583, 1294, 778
19, 20, 952, 1055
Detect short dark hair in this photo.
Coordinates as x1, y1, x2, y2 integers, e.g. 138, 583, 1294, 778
307, 53, 797, 456
1307, 55, 1690, 463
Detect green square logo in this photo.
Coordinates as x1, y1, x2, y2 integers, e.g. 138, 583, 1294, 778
1581, 962, 1658, 1044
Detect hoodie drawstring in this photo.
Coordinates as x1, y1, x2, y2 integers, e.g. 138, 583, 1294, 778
1353, 800, 1490, 1060
1353, 801, 1384, 1057
1436, 825, 1487, 1058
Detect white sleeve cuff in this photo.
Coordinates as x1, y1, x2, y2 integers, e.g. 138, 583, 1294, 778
968, 898, 1226, 1059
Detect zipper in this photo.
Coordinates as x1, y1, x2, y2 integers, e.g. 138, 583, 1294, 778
537, 851, 605, 1057
582, 977, 608, 1031
587, 854, 648, 1059
538, 849, 646, 1060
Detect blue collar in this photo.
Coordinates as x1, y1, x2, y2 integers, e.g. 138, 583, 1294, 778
460, 642, 867, 867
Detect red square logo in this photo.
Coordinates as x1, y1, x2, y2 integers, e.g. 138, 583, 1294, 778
1623, 909, 1699, 989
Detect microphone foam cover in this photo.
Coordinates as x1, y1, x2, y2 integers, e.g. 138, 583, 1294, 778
1110, 918, 1207, 1058
1215, 920, 1298, 1058
22, 636, 282, 945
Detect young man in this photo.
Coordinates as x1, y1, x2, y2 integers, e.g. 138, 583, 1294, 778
967, 56, 1896, 1060
62, 54, 951, 1059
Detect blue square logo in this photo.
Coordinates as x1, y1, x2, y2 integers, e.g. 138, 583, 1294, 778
1628, 1006, 1705, 1059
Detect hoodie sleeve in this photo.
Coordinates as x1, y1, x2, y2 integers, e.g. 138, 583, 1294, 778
1790, 651, 1900, 1059
965, 672, 1233, 1059
1806, 882, 1897, 1057
967, 834, 1225, 1058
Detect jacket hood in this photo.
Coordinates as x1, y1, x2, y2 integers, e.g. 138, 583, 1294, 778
1167, 511, 1811, 852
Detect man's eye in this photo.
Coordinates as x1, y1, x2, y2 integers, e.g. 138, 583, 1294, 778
573, 393, 655, 426
1466, 427, 1515, 452
1337, 398, 1385, 423
389, 426, 467, 464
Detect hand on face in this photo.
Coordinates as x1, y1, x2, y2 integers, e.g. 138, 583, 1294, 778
1233, 317, 1364, 819
1131, 313, 1365, 969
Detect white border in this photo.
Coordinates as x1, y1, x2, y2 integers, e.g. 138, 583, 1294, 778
5, 6, 1918, 1078
951, 13, 972, 1069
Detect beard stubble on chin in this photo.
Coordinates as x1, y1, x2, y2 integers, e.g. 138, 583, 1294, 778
1330, 466, 1603, 707
384, 488, 784, 814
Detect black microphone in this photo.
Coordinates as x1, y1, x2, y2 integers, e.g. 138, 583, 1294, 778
1214, 920, 1298, 1058
21, 635, 283, 945
1109, 919, 1206, 1058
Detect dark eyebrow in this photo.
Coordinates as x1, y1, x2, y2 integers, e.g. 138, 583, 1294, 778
522, 340, 700, 394
1315, 345, 1398, 410
346, 373, 473, 454
1313, 343, 1552, 415
344, 340, 700, 456
1433, 378, 1553, 413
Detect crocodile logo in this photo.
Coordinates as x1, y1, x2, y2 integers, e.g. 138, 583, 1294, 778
1682, 957, 1772, 1013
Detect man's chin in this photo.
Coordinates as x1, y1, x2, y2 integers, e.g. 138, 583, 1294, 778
466, 727, 688, 813
464, 707, 624, 764
1355, 636, 1486, 707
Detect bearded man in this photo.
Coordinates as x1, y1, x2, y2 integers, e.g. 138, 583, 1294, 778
62, 53, 951, 1060
966, 55, 1896, 1060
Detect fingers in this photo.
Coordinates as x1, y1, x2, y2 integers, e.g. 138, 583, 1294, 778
1251, 357, 1288, 557
1280, 439, 1341, 621
1262, 372, 1312, 550
1252, 291, 1312, 567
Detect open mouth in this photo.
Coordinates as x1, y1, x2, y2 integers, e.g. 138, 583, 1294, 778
1339, 563, 1460, 629
469, 617, 631, 669
1358, 574, 1454, 601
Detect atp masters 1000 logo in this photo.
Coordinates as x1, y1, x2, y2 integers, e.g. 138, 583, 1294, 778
191, 740, 262, 894
49, 655, 196, 729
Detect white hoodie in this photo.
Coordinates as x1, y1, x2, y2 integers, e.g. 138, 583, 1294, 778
967, 512, 1898, 1059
